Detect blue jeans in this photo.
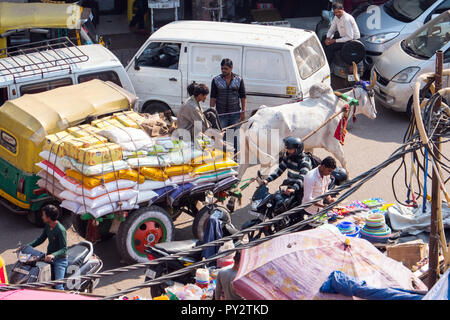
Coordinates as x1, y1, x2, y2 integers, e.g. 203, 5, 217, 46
219, 112, 240, 155
52, 257, 68, 290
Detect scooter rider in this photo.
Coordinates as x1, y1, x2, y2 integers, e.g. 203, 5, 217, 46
324, 1, 360, 64
27, 204, 68, 290
262, 137, 313, 206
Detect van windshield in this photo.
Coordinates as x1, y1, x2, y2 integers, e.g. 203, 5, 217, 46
294, 36, 326, 79
384, 0, 437, 22
402, 11, 450, 59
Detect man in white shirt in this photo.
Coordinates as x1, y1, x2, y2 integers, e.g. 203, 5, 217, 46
302, 156, 337, 215
324, 2, 361, 64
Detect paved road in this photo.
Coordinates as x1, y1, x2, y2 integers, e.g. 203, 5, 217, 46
0, 103, 448, 299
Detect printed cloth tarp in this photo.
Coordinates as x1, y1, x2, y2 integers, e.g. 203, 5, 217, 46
233, 225, 427, 300
387, 203, 450, 235
320, 270, 424, 300
422, 269, 450, 300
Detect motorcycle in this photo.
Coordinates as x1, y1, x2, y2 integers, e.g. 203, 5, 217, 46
144, 207, 240, 298
241, 166, 348, 241
9, 240, 103, 293
315, 0, 367, 88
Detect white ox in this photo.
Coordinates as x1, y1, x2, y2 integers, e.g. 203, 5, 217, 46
236, 77, 377, 180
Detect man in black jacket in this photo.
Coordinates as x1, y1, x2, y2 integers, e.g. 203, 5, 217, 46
263, 137, 313, 208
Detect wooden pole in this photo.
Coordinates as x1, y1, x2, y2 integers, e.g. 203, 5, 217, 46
428, 50, 443, 288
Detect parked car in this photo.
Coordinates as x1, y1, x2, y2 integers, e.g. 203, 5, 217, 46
0, 41, 135, 106
355, 0, 450, 71
126, 21, 331, 116
372, 9, 450, 115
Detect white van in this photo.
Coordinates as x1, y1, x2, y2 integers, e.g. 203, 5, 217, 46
126, 21, 331, 115
0, 42, 135, 106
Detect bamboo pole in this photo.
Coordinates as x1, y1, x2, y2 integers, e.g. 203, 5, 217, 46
428, 50, 443, 288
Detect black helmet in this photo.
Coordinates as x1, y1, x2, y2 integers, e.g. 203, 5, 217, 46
331, 167, 348, 186
283, 137, 304, 156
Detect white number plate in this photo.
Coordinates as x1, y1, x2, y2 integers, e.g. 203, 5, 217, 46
145, 268, 157, 279
348, 74, 356, 82
13, 267, 29, 275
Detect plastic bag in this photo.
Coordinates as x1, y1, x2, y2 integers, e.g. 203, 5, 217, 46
39, 151, 65, 172
98, 127, 150, 143
136, 179, 177, 191
60, 200, 81, 213
60, 157, 130, 176
191, 159, 238, 175
77, 200, 138, 218
139, 167, 168, 181
193, 169, 237, 184
66, 168, 145, 188
76, 188, 138, 209
127, 156, 169, 168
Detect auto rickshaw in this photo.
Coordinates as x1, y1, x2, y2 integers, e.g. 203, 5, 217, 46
0, 79, 137, 226
0, 1, 104, 56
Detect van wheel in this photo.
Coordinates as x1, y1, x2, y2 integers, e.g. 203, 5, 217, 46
142, 101, 172, 116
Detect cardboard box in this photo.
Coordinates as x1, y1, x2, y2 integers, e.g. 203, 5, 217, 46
63, 136, 108, 159
91, 117, 125, 129
76, 143, 123, 166
386, 240, 429, 269
43, 131, 73, 157
113, 111, 146, 128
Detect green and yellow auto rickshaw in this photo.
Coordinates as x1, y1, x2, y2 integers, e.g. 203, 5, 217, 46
0, 79, 137, 225
0, 1, 104, 55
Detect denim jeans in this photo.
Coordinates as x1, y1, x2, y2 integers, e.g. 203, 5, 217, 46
219, 112, 241, 155
52, 257, 68, 290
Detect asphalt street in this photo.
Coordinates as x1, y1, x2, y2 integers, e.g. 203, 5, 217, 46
1, 101, 448, 299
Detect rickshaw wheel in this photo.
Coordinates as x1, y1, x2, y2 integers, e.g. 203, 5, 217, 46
71, 213, 114, 241
192, 204, 230, 240
116, 206, 175, 264
27, 211, 44, 227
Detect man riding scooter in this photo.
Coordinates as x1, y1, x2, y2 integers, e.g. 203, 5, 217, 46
27, 205, 68, 290
262, 137, 313, 213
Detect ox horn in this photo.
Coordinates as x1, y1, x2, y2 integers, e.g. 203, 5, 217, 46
352, 62, 360, 83
367, 70, 377, 90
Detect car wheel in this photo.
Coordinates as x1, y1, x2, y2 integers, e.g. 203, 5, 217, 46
142, 101, 172, 116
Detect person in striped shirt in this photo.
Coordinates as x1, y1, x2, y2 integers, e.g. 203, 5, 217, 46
263, 137, 313, 203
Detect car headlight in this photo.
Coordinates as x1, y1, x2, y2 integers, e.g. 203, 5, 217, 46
366, 32, 399, 44
391, 67, 420, 83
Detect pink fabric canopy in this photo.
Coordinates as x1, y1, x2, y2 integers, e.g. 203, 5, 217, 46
0, 285, 99, 300
233, 226, 427, 300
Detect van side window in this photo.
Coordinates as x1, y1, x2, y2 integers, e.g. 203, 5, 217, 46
78, 71, 122, 87
20, 78, 73, 95
244, 49, 287, 81
0, 87, 7, 106
294, 36, 326, 79
136, 42, 181, 69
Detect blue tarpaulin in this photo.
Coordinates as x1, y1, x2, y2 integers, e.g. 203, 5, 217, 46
320, 271, 425, 300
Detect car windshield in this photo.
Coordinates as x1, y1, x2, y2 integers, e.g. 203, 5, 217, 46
82, 19, 98, 44
402, 11, 450, 59
384, 0, 437, 22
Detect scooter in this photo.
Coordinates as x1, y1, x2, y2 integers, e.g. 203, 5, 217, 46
9, 240, 103, 293
144, 208, 240, 298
